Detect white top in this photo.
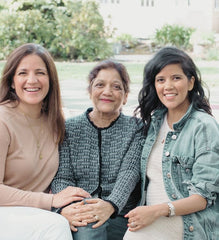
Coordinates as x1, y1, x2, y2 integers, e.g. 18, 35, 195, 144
146, 114, 173, 205
124, 115, 183, 240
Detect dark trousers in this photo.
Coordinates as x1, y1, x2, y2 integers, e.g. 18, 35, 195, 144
72, 215, 128, 240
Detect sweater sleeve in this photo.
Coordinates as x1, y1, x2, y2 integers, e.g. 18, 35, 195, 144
0, 185, 53, 210
51, 122, 76, 194
0, 121, 53, 210
105, 123, 145, 212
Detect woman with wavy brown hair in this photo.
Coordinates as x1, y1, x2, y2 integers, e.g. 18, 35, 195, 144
0, 43, 90, 240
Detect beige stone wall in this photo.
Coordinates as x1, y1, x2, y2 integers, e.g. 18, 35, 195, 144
97, 0, 219, 37
213, 11, 219, 32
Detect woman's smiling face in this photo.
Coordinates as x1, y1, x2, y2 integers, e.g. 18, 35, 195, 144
155, 63, 194, 115
12, 54, 49, 113
90, 68, 128, 118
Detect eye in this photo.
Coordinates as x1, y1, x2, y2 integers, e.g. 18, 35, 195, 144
37, 71, 46, 75
94, 82, 104, 88
173, 76, 182, 81
156, 78, 164, 83
113, 84, 122, 90
18, 71, 26, 75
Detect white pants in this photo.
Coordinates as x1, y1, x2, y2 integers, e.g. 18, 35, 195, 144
0, 207, 72, 240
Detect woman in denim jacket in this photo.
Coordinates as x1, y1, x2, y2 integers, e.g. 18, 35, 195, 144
124, 47, 219, 240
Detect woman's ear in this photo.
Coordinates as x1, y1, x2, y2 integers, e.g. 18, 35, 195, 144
11, 82, 15, 89
123, 93, 128, 105
188, 76, 195, 91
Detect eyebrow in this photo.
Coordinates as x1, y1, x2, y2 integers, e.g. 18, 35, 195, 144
16, 68, 47, 71
112, 80, 123, 83
156, 74, 183, 78
94, 79, 122, 83
171, 74, 184, 78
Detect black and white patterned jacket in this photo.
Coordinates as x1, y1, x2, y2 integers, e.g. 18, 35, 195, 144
51, 108, 145, 215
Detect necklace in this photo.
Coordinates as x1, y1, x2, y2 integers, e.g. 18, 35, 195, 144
24, 114, 43, 160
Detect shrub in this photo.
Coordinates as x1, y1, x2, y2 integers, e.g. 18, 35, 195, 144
115, 34, 138, 49
154, 24, 195, 50
205, 47, 219, 61
0, 0, 112, 61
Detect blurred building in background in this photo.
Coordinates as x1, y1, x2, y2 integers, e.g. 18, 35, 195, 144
96, 0, 219, 38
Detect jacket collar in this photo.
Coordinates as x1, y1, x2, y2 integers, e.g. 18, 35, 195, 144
151, 104, 194, 132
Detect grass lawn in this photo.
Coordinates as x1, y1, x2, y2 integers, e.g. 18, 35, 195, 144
49, 61, 146, 84
0, 60, 218, 87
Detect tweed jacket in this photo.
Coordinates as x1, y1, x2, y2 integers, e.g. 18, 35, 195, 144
51, 108, 145, 214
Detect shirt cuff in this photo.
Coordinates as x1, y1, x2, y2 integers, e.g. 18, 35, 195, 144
104, 200, 118, 218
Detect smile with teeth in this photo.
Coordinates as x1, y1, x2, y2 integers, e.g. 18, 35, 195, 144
164, 93, 177, 97
25, 88, 40, 92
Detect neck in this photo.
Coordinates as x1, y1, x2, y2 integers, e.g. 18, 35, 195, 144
89, 110, 120, 128
17, 103, 42, 119
167, 110, 186, 129
167, 102, 190, 128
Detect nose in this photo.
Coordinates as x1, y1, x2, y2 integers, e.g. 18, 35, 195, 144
26, 73, 38, 84
164, 79, 173, 90
102, 85, 112, 95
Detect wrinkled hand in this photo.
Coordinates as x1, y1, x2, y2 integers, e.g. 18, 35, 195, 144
61, 201, 95, 232
52, 186, 91, 208
80, 198, 115, 228
125, 205, 161, 231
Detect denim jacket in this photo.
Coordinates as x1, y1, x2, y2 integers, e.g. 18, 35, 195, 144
140, 104, 219, 240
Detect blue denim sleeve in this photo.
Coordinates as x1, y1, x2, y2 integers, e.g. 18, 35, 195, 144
187, 119, 219, 207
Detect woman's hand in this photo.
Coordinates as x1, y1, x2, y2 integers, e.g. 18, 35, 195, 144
125, 204, 168, 231
125, 195, 207, 232
79, 198, 115, 228
61, 201, 95, 232
52, 186, 91, 208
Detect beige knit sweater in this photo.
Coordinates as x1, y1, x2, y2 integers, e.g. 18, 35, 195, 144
0, 102, 58, 210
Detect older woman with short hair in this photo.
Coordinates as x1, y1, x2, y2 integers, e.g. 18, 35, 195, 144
51, 60, 145, 240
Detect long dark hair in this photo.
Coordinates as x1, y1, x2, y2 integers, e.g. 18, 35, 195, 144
0, 43, 65, 143
135, 46, 211, 134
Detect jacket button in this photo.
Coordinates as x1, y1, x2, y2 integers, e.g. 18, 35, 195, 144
189, 225, 194, 232
165, 151, 170, 157
167, 173, 171, 178
171, 135, 177, 140
171, 194, 177, 199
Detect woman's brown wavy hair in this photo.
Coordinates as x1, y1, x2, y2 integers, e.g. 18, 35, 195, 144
0, 43, 65, 143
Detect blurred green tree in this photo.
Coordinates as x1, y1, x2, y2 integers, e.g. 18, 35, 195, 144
0, 0, 112, 61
